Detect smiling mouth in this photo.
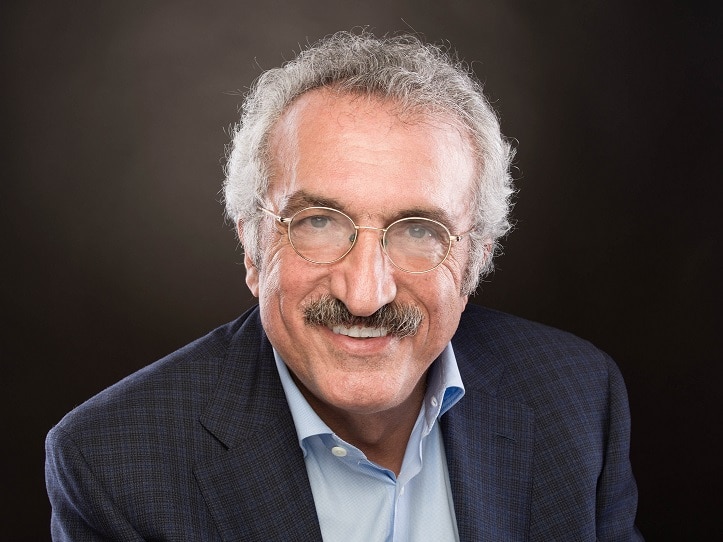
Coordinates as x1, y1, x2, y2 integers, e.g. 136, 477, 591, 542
330, 325, 389, 338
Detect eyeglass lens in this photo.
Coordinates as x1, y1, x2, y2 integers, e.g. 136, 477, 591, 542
288, 207, 451, 272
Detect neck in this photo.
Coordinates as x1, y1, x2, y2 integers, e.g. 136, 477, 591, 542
297, 377, 427, 476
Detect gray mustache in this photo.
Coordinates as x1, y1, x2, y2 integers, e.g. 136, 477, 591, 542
303, 295, 424, 338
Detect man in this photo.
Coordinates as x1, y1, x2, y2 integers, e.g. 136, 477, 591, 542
46, 31, 643, 541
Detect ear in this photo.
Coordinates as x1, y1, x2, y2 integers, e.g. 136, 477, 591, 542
238, 222, 260, 298
244, 252, 260, 298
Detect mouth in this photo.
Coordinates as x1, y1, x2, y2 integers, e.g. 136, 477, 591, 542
304, 295, 423, 339
330, 325, 389, 338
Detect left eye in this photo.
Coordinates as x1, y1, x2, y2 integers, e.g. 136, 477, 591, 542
407, 224, 431, 239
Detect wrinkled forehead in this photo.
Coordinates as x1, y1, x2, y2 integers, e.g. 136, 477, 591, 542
263, 88, 479, 228
266, 87, 479, 186
271, 87, 476, 152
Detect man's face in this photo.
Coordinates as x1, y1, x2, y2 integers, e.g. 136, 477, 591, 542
244, 89, 476, 419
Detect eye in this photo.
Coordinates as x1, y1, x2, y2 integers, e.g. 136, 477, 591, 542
308, 215, 330, 228
291, 208, 353, 240
397, 220, 446, 244
407, 224, 433, 239
294, 210, 337, 230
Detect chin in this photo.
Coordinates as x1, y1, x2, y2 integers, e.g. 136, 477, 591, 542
322, 377, 413, 414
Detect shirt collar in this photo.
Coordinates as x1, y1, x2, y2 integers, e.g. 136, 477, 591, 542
423, 343, 465, 430
273, 344, 465, 453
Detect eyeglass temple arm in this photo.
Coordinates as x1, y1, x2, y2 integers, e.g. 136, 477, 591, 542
451, 226, 476, 243
259, 206, 292, 224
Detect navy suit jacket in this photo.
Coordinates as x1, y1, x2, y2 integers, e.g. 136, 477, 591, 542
46, 304, 642, 540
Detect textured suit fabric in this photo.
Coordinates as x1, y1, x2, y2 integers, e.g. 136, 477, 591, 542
46, 304, 643, 541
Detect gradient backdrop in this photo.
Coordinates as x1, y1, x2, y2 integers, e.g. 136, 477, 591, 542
2, 1, 720, 540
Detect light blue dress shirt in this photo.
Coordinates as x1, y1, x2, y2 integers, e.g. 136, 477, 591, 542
273, 344, 465, 542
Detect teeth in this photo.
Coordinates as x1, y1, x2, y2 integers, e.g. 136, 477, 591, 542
331, 325, 388, 338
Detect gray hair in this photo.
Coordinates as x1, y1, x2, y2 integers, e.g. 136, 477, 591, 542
224, 30, 515, 295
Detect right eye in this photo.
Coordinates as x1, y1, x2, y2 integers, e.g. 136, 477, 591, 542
292, 209, 348, 238
307, 215, 330, 229
294, 213, 335, 231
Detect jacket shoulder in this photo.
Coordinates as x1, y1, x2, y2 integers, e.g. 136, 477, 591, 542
454, 304, 623, 401
457, 303, 608, 355
48, 306, 262, 442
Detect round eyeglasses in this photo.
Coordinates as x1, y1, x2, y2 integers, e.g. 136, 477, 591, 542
260, 206, 471, 273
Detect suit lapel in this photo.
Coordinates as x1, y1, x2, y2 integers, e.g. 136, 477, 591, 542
445, 327, 535, 541
194, 313, 322, 541
193, 429, 321, 541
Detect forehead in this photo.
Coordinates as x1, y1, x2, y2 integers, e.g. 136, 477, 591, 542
266, 89, 478, 224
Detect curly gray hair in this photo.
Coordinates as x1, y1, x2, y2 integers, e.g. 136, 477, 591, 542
224, 30, 515, 295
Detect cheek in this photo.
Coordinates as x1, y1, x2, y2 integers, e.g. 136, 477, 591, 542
257, 259, 295, 323
414, 270, 467, 324
258, 262, 282, 299
256, 260, 295, 343
256, 231, 295, 299
257, 248, 326, 315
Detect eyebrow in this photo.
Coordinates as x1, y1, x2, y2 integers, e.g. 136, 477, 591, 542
279, 191, 346, 215
391, 206, 457, 229
278, 189, 459, 231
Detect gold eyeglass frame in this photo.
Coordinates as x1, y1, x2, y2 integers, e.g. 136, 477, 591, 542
259, 206, 472, 274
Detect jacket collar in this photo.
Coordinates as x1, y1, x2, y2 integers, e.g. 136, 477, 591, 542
443, 310, 535, 540
194, 312, 323, 541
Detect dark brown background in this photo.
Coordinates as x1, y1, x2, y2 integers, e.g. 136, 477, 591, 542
2, 1, 720, 539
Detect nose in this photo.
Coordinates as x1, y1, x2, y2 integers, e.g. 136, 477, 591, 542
328, 228, 397, 317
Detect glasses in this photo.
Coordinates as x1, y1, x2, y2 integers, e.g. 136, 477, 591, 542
260, 206, 471, 273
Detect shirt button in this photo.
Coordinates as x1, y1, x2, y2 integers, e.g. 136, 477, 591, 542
430, 397, 438, 407
331, 446, 348, 457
